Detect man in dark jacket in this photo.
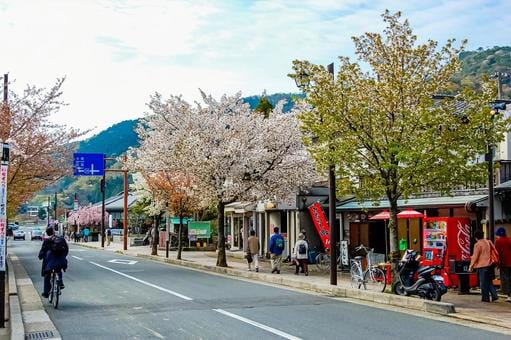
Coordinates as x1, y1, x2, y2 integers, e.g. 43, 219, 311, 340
269, 226, 285, 274
38, 227, 68, 298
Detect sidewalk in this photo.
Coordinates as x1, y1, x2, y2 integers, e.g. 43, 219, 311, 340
76, 239, 511, 331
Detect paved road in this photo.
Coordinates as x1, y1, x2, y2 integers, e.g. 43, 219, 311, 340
10, 238, 509, 340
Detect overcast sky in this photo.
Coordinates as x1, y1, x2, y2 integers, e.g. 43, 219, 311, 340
1, 0, 510, 137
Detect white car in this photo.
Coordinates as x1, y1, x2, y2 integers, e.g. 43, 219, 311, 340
13, 230, 25, 240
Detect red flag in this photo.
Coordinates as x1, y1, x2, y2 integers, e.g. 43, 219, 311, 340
308, 202, 330, 250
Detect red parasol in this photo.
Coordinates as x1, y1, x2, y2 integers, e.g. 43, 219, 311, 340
369, 210, 390, 220
397, 208, 424, 219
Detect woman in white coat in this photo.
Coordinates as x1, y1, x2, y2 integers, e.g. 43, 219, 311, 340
293, 233, 308, 276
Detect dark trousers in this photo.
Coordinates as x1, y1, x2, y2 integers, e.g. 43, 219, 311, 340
295, 259, 308, 274
501, 267, 511, 296
477, 266, 498, 302
43, 271, 63, 295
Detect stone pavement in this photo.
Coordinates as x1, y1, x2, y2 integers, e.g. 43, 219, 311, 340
73, 238, 511, 332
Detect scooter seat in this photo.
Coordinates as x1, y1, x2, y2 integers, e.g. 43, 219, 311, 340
417, 266, 434, 275
354, 256, 363, 261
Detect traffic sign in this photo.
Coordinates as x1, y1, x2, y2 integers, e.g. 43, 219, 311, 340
73, 153, 105, 176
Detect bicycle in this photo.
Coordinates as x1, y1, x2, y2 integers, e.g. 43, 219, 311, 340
315, 248, 340, 272
349, 244, 386, 293
48, 269, 62, 309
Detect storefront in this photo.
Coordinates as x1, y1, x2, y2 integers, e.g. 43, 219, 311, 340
336, 194, 487, 260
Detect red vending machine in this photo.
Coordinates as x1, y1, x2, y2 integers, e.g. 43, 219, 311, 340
422, 217, 477, 288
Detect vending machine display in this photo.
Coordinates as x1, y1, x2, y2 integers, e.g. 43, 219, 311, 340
422, 217, 477, 288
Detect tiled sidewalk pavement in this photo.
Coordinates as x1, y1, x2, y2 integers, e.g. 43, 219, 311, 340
76, 239, 511, 331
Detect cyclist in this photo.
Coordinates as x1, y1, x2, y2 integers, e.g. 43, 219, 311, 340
38, 227, 68, 298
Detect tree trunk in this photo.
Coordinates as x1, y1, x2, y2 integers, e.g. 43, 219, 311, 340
177, 215, 183, 260
388, 198, 400, 287
216, 201, 227, 267
151, 215, 159, 256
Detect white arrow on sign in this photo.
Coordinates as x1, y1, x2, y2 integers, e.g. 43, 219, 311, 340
108, 259, 137, 265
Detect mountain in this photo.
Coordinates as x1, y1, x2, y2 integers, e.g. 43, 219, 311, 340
77, 119, 139, 156
243, 92, 303, 112
452, 46, 511, 97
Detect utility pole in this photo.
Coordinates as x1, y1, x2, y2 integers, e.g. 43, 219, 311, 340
47, 196, 50, 227
327, 62, 338, 286
0, 74, 9, 328
100, 158, 106, 248
104, 156, 129, 250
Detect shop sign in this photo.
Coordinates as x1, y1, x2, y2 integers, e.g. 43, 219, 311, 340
188, 221, 211, 238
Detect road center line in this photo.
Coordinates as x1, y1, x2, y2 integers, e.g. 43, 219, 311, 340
213, 309, 302, 340
89, 261, 193, 301
71, 255, 83, 261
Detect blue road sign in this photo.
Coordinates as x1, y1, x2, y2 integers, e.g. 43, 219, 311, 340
73, 153, 105, 176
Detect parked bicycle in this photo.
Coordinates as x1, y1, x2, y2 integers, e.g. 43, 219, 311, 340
315, 247, 340, 272
349, 244, 386, 292
48, 269, 62, 309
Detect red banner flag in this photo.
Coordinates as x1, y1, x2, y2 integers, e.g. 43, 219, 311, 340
308, 202, 330, 250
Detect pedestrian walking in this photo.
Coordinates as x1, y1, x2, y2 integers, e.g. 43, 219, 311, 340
83, 227, 90, 243
495, 227, 511, 302
247, 230, 260, 272
469, 230, 499, 302
269, 226, 285, 274
300, 229, 308, 273
106, 228, 112, 246
293, 233, 308, 276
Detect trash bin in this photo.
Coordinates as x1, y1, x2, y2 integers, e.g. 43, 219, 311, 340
454, 260, 471, 294
308, 249, 317, 264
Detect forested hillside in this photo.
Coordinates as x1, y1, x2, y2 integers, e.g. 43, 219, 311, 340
451, 46, 511, 97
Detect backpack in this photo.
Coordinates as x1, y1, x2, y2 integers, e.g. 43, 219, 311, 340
51, 236, 68, 256
107, 229, 112, 236
275, 237, 284, 250
298, 243, 307, 254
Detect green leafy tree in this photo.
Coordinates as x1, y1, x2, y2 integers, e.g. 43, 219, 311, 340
290, 11, 510, 264
38, 207, 47, 220
255, 92, 274, 118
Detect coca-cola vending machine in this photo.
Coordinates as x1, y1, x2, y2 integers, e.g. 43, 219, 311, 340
422, 217, 477, 288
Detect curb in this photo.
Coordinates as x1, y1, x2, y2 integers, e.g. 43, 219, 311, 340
134, 253, 456, 316
8, 254, 62, 340
7, 256, 24, 340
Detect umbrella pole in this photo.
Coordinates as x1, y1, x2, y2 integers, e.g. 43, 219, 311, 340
384, 220, 388, 261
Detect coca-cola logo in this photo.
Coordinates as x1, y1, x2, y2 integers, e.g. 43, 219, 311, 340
457, 221, 471, 260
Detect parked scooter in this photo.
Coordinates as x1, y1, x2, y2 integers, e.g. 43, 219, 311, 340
392, 249, 447, 301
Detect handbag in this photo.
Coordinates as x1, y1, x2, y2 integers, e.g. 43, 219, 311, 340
245, 253, 253, 263
489, 240, 499, 267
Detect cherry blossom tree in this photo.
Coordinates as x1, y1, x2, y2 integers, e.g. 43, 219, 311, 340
130, 91, 317, 267
0, 78, 86, 217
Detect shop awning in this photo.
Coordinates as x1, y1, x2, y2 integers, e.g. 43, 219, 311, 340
336, 194, 487, 211
225, 202, 256, 213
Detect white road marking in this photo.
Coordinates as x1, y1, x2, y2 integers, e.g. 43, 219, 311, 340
69, 249, 86, 252
89, 261, 193, 301
108, 259, 137, 265
213, 309, 302, 340
72, 256, 83, 261
142, 326, 165, 339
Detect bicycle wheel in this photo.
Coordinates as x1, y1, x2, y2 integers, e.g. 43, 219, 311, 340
363, 267, 386, 292
48, 274, 55, 304
350, 262, 362, 289
315, 253, 330, 272
52, 279, 60, 309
